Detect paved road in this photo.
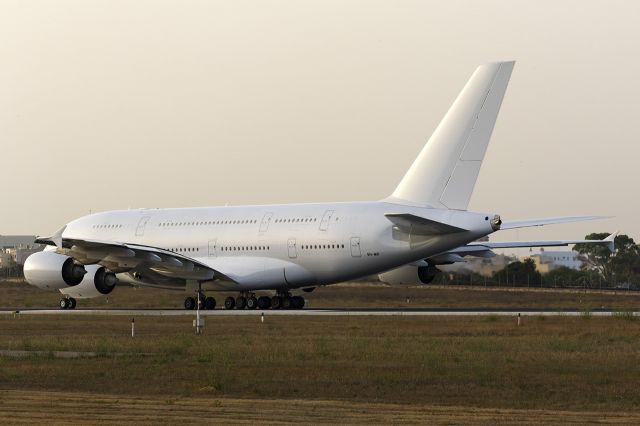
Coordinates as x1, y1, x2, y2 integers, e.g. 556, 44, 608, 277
0, 308, 636, 316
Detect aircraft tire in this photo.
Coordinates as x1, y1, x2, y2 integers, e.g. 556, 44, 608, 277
247, 297, 258, 310
292, 296, 304, 309
59, 299, 69, 310
224, 296, 235, 310
68, 298, 77, 309
271, 296, 282, 309
236, 296, 247, 310
281, 296, 292, 310
204, 297, 216, 310
257, 296, 271, 309
184, 297, 196, 310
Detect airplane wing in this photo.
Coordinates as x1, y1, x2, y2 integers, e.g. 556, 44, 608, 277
426, 232, 617, 265
500, 216, 610, 230
36, 234, 236, 287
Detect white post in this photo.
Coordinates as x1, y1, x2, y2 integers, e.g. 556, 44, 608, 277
131, 317, 135, 337
196, 292, 201, 335
517, 313, 521, 326
261, 312, 264, 323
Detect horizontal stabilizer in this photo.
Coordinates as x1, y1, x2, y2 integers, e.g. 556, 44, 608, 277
426, 232, 618, 265
500, 216, 610, 230
385, 213, 467, 235
469, 234, 617, 253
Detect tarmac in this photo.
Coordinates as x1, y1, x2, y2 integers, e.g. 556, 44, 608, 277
0, 308, 636, 317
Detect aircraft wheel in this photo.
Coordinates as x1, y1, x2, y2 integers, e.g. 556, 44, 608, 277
281, 296, 292, 310
184, 296, 196, 310
224, 296, 235, 310
246, 296, 258, 310
68, 298, 77, 309
204, 297, 216, 310
257, 296, 271, 310
292, 296, 305, 309
236, 296, 247, 310
271, 296, 282, 310
59, 299, 69, 310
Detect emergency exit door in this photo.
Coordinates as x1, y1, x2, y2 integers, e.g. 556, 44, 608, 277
287, 238, 297, 259
350, 237, 362, 257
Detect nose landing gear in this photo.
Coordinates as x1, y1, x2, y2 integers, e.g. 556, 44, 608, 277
59, 297, 77, 310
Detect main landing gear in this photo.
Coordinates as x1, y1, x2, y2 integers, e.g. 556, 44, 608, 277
184, 291, 216, 310
224, 291, 305, 310
59, 297, 77, 310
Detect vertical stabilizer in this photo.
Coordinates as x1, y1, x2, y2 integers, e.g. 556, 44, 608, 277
390, 61, 515, 210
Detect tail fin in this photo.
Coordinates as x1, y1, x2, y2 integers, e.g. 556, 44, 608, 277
390, 61, 515, 210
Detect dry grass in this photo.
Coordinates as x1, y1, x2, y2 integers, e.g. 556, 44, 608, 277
3, 279, 640, 422
2, 390, 639, 425
1, 315, 640, 414
3, 278, 640, 310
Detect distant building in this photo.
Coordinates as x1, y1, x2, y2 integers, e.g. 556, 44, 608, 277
0, 235, 39, 250
0, 251, 12, 267
442, 253, 516, 277
0, 235, 43, 266
14, 248, 43, 265
522, 249, 583, 273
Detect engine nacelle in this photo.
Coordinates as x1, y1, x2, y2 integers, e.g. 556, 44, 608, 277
378, 264, 440, 286
60, 265, 118, 299
24, 251, 86, 290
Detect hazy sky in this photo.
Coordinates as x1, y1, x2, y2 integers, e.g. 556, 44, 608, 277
2, 0, 639, 248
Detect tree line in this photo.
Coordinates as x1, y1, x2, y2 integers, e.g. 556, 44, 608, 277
443, 233, 640, 289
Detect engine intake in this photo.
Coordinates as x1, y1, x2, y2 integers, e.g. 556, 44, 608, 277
378, 264, 441, 286
60, 265, 119, 299
24, 251, 86, 290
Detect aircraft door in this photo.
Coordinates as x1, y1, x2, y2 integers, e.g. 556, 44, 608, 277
260, 212, 274, 232
350, 237, 362, 257
319, 210, 334, 231
135, 216, 151, 237
208, 239, 217, 257
287, 238, 297, 259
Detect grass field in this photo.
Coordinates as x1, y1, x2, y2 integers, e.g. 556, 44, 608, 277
3, 280, 640, 423
2, 314, 640, 423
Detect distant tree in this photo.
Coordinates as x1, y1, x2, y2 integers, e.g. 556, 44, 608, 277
493, 259, 541, 287
445, 270, 489, 286
574, 233, 640, 284
543, 266, 599, 288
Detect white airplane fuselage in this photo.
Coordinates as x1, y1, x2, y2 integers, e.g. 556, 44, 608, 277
64, 201, 496, 292
25, 61, 536, 308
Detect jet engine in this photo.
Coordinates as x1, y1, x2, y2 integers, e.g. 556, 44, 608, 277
60, 264, 118, 299
24, 251, 86, 290
378, 264, 440, 286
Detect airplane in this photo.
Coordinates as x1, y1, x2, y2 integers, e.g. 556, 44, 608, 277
23, 61, 615, 310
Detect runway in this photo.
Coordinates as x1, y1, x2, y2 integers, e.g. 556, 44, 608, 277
0, 308, 636, 317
